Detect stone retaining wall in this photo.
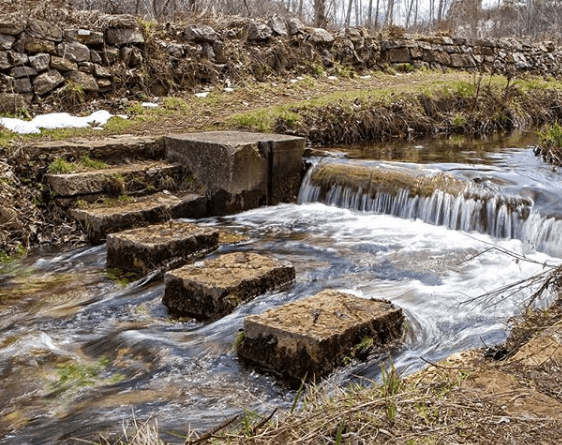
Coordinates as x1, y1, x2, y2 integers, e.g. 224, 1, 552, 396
1, 12, 561, 114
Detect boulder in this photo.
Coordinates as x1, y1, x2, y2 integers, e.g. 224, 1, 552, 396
163, 252, 295, 320
8, 51, 28, 66
27, 19, 63, 42
0, 16, 25, 35
64, 29, 104, 46
24, 37, 56, 55
29, 53, 50, 71
0, 34, 15, 50
50, 55, 78, 72
248, 22, 273, 42
184, 25, 218, 43
388, 47, 411, 63
57, 41, 91, 63
11, 66, 37, 78
309, 28, 335, 45
105, 28, 144, 45
13, 77, 32, 93
65, 71, 99, 91
237, 290, 404, 384
0, 51, 9, 70
106, 221, 219, 275
268, 16, 288, 37
33, 69, 65, 95
287, 18, 304, 35
0, 74, 14, 92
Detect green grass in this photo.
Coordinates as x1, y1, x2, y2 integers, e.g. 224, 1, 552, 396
48, 155, 108, 174
539, 122, 562, 148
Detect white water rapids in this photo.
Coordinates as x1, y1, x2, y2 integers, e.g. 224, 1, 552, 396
1, 144, 561, 443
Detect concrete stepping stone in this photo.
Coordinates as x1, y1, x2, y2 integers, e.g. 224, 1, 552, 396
106, 221, 219, 275
70, 192, 207, 242
162, 252, 295, 321
165, 131, 305, 215
45, 161, 184, 197
236, 289, 404, 384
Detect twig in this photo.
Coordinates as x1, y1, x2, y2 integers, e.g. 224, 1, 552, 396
251, 408, 278, 435
184, 415, 239, 445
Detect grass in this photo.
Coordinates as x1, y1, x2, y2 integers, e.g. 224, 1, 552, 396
48, 155, 108, 174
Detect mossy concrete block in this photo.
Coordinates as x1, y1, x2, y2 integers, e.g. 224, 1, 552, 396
70, 192, 208, 242
163, 252, 295, 320
164, 131, 305, 215
237, 290, 404, 384
106, 221, 219, 275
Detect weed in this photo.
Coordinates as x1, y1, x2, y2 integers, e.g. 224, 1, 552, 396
539, 122, 562, 149
48, 158, 75, 174
232, 331, 245, 351
105, 268, 136, 287
79, 155, 108, 170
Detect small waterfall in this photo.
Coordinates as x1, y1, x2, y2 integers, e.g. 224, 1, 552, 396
298, 161, 540, 246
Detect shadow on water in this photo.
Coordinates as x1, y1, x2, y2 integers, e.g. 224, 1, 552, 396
2, 133, 562, 444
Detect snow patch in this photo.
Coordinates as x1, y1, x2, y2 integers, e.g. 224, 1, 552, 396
0, 110, 115, 135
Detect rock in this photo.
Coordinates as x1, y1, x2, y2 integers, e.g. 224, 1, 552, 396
27, 19, 63, 42
309, 28, 334, 45
103, 47, 120, 64
57, 41, 91, 63
163, 252, 295, 320
248, 22, 273, 42
0, 51, 9, 70
70, 192, 208, 242
13, 77, 32, 93
93, 64, 111, 78
99, 14, 138, 29
11, 66, 37, 78
24, 37, 56, 54
0, 93, 31, 114
64, 29, 104, 46
0, 16, 25, 35
0, 74, 14, 92
164, 131, 305, 214
0, 34, 15, 50
184, 25, 218, 43
90, 50, 102, 64
120, 46, 143, 67
64, 71, 99, 92
268, 16, 288, 37
106, 221, 219, 275
237, 290, 404, 384
167, 44, 183, 59
8, 51, 28, 66
96, 77, 112, 91
78, 62, 94, 74
287, 18, 304, 35
105, 28, 145, 45
29, 53, 50, 71
50, 55, 78, 72
201, 42, 215, 60
33, 69, 65, 95
388, 47, 411, 63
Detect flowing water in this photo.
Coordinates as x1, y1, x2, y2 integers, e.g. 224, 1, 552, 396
1, 136, 562, 444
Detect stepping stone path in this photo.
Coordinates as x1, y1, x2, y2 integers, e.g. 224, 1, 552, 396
106, 221, 219, 275
34, 130, 403, 383
162, 252, 296, 320
236, 289, 404, 384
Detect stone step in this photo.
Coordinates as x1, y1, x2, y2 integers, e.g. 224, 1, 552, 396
27, 135, 163, 164
70, 192, 208, 243
162, 252, 295, 321
236, 289, 404, 385
106, 221, 219, 275
45, 160, 186, 197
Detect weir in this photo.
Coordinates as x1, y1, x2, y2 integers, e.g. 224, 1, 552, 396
298, 160, 562, 256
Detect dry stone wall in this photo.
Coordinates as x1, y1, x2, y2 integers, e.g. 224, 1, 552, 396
1, 12, 562, 114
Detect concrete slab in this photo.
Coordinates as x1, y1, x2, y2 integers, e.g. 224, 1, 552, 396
106, 221, 219, 275
45, 161, 184, 197
237, 289, 404, 384
70, 192, 208, 242
164, 131, 305, 215
163, 252, 295, 320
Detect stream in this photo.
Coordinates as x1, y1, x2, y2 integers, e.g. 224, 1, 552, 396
1, 134, 561, 444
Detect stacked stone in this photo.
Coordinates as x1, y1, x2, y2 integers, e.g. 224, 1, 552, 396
0, 14, 143, 113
